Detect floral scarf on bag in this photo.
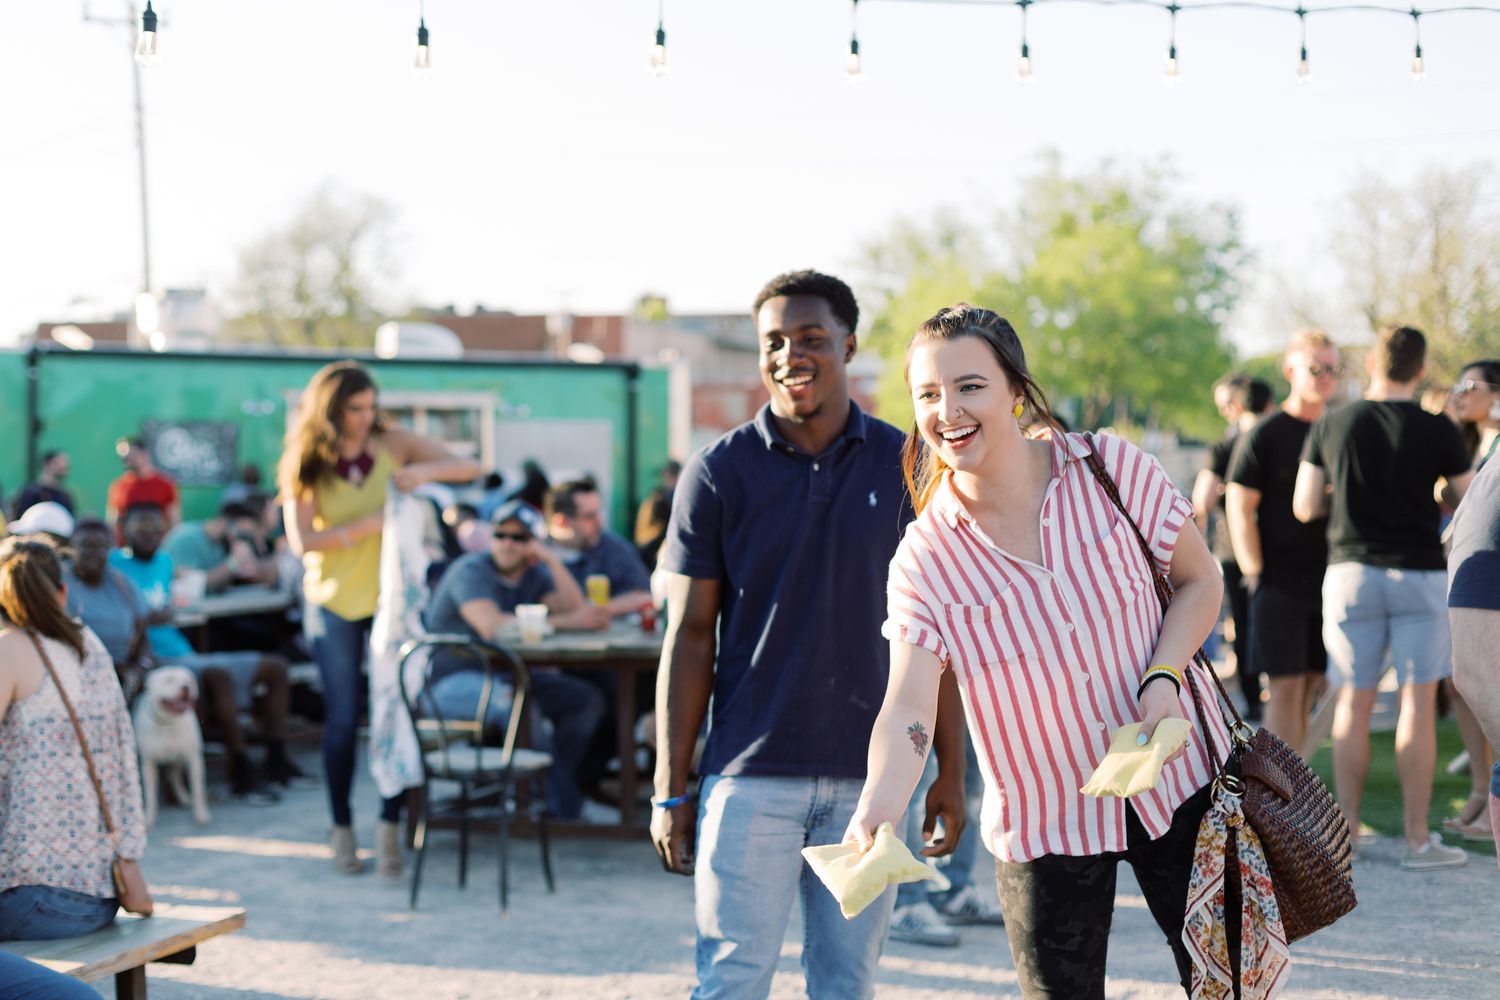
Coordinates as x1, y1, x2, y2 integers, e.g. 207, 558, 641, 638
1182, 787, 1292, 999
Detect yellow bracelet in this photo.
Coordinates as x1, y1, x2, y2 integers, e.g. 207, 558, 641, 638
1144, 664, 1183, 686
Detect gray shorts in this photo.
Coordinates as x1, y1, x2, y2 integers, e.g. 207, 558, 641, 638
160, 651, 264, 709
1321, 562, 1450, 690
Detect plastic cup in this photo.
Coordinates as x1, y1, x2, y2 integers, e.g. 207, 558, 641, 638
516, 604, 549, 643
586, 574, 611, 606
171, 570, 207, 608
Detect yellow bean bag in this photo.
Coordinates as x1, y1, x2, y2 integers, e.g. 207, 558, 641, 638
801, 821, 937, 920
1080, 719, 1192, 799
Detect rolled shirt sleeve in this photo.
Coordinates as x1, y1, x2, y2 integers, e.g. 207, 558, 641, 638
881, 525, 951, 667
1098, 434, 1194, 575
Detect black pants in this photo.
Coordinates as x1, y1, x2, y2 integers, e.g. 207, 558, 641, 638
1222, 561, 1259, 720
994, 786, 1214, 999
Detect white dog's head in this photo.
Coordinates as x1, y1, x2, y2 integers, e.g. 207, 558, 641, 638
144, 667, 198, 718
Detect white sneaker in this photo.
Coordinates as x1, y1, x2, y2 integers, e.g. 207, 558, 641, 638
1400, 833, 1468, 871
888, 902, 960, 947
934, 885, 1005, 926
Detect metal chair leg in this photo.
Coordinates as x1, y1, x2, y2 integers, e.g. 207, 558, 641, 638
537, 798, 555, 894
410, 786, 430, 911
457, 782, 470, 889
497, 787, 511, 915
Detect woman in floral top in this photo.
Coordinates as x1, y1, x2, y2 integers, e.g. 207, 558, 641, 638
0, 535, 150, 940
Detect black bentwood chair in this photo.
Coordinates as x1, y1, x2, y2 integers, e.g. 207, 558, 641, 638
397, 634, 556, 913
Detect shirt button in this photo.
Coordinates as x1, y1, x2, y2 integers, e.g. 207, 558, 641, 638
1065, 622, 1075, 632
1096, 722, 1108, 733
813, 462, 820, 471
1042, 517, 1052, 527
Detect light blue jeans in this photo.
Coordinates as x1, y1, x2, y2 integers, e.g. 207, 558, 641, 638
694, 775, 894, 1000
899, 741, 983, 907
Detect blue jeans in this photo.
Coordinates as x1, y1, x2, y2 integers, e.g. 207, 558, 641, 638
694, 775, 893, 1000
0, 886, 117, 941
428, 669, 605, 820
0, 952, 100, 999
932, 739, 985, 901
313, 608, 402, 827
897, 754, 939, 907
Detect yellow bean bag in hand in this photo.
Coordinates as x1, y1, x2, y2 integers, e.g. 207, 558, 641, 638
1080, 719, 1192, 799
801, 821, 937, 920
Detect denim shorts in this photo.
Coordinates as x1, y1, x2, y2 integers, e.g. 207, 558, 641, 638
0, 885, 117, 942
1322, 562, 1451, 689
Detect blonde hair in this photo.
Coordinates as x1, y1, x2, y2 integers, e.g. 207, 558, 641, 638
1285, 326, 1336, 359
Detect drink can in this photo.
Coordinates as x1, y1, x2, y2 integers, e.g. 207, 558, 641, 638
586, 574, 611, 606
640, 600, 657, 633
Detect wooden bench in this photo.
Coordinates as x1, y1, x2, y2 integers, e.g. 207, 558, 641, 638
0, 903, 246, 999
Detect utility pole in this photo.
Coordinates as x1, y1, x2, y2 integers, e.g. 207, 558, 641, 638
83, 1, 152, 295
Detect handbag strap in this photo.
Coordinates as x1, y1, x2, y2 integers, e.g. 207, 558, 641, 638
26, 631, 119, 839
1079, 434, 1249, 779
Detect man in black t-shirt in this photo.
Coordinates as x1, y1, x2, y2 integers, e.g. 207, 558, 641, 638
1227, 328, 1341, 756
1449, 458, 1500, 864
1193, 373, 1272, 720
1296, 325, 1473, 871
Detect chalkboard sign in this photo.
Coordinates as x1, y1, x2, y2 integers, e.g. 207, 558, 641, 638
143, 420, 238, 487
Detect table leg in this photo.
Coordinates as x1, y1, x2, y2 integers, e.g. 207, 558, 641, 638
617, 671, 638, 827
116, 965, 147, 999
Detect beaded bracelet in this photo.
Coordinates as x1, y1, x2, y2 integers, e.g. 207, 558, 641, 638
1136, 664, 1183, 701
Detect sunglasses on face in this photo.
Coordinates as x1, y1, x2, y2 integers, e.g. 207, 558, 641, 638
1307, 363, 1344, 378
1451, 379, 1500, 396
492, 531, 531, 543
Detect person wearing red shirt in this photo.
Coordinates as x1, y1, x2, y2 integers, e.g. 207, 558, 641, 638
106, 438, 180, 542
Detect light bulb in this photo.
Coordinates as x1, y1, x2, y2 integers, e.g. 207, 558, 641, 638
1411, 47, 1425, 81
845, 39, 862, 82
650, 25, 668, 76
1163, 48, 1180, 87
1017, 45, 1034, 86
1296, 48, 1311, 84
134, 2, 158, 68
414, 20, 431, 71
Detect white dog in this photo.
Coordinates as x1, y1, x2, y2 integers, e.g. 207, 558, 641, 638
133, 667, 211, 827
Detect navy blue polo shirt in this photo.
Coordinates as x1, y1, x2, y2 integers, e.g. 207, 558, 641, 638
660, 401, 912, 779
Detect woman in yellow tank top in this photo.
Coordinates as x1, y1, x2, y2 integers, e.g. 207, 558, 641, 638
278, 362, 478, 876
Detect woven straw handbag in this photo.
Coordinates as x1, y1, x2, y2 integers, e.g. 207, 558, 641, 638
1083, 436, 1356, 942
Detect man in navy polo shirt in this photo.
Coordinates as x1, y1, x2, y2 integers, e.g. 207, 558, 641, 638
651, 270, 968, 999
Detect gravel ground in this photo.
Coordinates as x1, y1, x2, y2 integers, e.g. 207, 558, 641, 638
110, 743, 1500, 1000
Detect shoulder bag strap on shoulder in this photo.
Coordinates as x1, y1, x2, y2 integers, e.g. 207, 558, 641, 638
27, 631, 119, 838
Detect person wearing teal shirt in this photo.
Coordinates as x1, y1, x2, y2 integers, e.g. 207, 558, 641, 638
113, 503, 299, 795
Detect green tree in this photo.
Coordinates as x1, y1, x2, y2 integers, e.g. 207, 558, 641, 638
859, 158, 1246, 440
224, 183, 402, 348
1331, 164, 1500, 383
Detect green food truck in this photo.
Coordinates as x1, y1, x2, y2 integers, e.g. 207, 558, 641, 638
0, 345, 671, 533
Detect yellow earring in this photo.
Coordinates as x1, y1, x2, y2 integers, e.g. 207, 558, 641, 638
1013, 402, 1024, 418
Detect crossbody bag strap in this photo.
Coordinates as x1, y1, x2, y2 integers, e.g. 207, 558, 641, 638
26, 630, 119, 839
1080, 434, 1248, 776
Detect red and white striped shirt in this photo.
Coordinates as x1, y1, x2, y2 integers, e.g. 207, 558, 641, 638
883, 432, 1231, 863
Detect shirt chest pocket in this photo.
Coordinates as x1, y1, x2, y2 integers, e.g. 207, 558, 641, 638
942, 590, 1039, 674
1089, 516, 1151, 617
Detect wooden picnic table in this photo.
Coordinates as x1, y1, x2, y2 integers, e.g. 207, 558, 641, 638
1, 903, 246, 998
502, 618, 663, 835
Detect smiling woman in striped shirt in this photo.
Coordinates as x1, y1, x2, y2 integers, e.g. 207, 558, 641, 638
846, 304, 1231, 998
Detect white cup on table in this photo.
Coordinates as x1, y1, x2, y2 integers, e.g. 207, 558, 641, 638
515, 604, 548, 643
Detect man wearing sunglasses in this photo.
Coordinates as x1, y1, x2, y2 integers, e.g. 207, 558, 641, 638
422, 498, 608, 820
1226, 327, 1342, 758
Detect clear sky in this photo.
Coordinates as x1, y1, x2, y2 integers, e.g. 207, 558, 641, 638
5, 0, 1499, 356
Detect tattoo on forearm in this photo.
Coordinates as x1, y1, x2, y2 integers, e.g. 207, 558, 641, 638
906, 721, 929, 758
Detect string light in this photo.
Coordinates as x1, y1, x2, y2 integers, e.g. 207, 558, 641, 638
650, 0, 668, 76
1163, 3, 1180, 86
1295, 6, 1311, 83
414, 1, 431, 71
1410, 9, 1426, 80
1017, 0, 1034, 85
846, 0, 864, 82
134, 1, 158, 68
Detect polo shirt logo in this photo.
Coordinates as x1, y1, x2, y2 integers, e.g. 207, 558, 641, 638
868, 491, 878, 508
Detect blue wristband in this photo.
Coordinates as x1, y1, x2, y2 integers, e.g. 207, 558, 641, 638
651, 793, 697, 810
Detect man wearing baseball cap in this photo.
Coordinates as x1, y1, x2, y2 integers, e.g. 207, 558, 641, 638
422, 499, 610, 819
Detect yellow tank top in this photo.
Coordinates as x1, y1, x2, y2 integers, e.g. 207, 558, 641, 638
302, 447, 398, 621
